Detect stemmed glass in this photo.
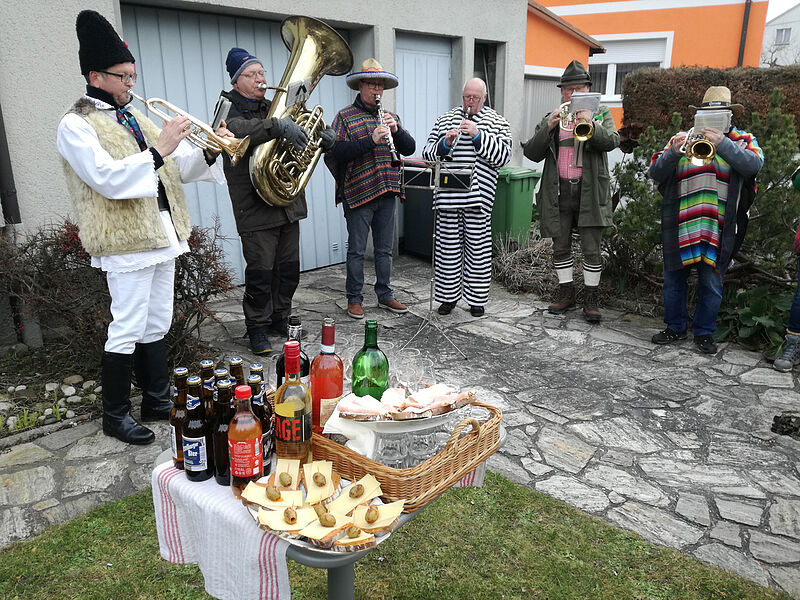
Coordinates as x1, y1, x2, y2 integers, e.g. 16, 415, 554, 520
396, 347, 422, 394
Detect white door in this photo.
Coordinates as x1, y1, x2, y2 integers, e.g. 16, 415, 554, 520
121, 6, 351, 282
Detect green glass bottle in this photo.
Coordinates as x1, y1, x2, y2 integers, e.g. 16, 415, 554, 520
352, 320, 389, 400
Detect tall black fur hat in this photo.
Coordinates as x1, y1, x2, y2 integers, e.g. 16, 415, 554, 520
76, 10, 135, 76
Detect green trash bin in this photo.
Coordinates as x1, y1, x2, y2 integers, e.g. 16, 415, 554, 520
491, 166, 541, 250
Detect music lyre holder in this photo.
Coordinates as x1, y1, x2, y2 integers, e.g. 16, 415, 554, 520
401, 158, 469, 359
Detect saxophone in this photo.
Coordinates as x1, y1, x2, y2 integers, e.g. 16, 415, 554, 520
249, 16, 353, 207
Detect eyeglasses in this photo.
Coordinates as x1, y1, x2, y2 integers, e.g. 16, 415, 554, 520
99, 70, 137, 84
239, 70, 266, 80
362, 81, 385, 89
463, 95, 483, 102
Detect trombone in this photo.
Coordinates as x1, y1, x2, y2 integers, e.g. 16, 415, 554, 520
128, 91, 250, 166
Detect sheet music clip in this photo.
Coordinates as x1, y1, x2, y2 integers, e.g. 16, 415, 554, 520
287, 78, 312, 106
211, 96, 231, 130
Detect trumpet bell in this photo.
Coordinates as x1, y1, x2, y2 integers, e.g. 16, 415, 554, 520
574, 121, 593, 142
686, 139, 715, 166
215, 135, 251, 167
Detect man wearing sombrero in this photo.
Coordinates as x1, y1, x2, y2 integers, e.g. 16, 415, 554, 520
650, 86, 763, 354
324, 59, 415, 320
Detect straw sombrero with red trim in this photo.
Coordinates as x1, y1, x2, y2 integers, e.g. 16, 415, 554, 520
346, 58, 399, 90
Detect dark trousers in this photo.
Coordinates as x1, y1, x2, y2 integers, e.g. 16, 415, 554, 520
552, 178, 603, 283
240, 222, 300, 333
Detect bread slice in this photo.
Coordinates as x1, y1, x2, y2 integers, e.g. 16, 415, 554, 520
352, 500, 406, 537
332, 529, 377, 552
326, 474, 382, 516
267, 458, 302, 491
257, 506, 317, 538
298, 511, 353, 549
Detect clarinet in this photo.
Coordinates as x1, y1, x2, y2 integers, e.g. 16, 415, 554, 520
446, 106, 472, 160
374, 94, 402, 167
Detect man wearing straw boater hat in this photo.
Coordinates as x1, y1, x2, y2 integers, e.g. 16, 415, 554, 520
650, 85, 763, 354
324, 58, 415, 320
57, 11, 230, 445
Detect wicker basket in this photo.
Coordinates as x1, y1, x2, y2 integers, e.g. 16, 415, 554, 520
312, 400, 502, 512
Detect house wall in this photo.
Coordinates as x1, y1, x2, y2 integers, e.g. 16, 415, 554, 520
0, 0, 527, 238
762, 4, 800, 66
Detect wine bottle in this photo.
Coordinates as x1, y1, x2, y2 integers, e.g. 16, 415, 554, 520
309, 317, 344, 435
273, 341, 312, 464
352, 319, 389, 400
275, 316, 310, 388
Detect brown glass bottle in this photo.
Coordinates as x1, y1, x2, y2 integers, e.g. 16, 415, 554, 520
170, 367, 189, 470
182, 375, 214, 482
200, 359, 215, 417
212, 379, 235, 486
248, 373, 273, 475
229, 357, 245, 387
229, 384, 263, 496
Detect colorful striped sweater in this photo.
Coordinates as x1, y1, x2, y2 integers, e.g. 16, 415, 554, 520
324, 95, 415, 209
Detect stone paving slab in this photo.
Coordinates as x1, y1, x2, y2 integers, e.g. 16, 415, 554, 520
1, 255, 800, 598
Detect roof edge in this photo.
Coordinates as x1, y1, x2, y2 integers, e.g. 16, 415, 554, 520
527, 0, 606, 55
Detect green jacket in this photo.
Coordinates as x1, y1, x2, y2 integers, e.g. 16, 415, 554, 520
523, 107, 619, 238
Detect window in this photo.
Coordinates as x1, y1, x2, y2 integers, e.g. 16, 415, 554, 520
776, 28, 792, 45
588, 64, 607, 95
474, 42, 497, 108
614, 62, 660, 94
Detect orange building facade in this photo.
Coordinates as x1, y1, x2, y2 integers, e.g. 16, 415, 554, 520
525, 0, 768, 128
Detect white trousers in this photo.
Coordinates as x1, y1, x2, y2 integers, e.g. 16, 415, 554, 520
434, 207, 493, 306
105, 259, 175, 354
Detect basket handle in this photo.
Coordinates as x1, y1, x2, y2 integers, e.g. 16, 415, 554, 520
445, 417, 481, 450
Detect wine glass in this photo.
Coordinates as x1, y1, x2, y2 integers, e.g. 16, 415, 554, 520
396, 347, 422, 393
375, 433, 408, 469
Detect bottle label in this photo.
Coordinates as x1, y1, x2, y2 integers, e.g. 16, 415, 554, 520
320, 395, 342, 429
275, 412, 311, 443
262, 432, 272, 462
182, 435, 208, 471
186, 393, 201, 411
252, 388, 265, 407
170, 424, 179, 461
229, 438, 263, 477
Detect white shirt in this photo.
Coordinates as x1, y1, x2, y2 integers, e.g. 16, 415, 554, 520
56, 95, 226, 273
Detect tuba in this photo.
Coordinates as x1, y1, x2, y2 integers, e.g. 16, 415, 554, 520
249, 16, 353, 207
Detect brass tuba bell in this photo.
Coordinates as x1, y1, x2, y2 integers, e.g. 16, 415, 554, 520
249, 16, 353, 207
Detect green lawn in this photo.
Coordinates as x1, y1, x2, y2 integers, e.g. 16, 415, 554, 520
0, 472, 789, 600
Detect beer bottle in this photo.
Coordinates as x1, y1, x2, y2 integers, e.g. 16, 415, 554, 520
275, 316, 310, 388
200, 359, 215, 417
229, 384, 263, 496
274, 340, 312, 464
248, 373, 273, 475
182, 375, 214, 482
229, 356, 245, 387
170, 367, 189, 470
212, 379, 235, 486
214, 368, 231, 407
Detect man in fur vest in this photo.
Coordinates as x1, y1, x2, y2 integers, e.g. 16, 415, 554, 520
57, 10, 229, 445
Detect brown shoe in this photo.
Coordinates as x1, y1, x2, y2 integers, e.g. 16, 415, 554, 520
582, 286, 602, 323
378, 298, 408, 314
548, 283, 576, 314
347, 302, 364, 319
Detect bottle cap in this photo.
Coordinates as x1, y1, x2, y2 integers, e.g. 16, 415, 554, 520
187, 375, 202, 386
229, 356, 243, 366
321, 319, 335, 346
173, 366, 188, 376
284, 340, 300, 359
199, 359, 214, 368
289, 315, 301, 326
216, 378, 233, 389
234, 385, 252, 400
247, 374, 262, 384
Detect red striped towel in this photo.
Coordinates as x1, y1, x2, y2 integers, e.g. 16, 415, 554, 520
152, 462, 290, 600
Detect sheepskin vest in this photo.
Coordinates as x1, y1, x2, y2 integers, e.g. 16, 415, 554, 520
61, 98, 191, 257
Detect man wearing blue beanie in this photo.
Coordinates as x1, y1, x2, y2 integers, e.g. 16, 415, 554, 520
218, 47, 335, 354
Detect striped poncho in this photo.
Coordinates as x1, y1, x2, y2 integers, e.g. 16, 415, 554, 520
421, 105, 512, 213
650, 126, 763, 273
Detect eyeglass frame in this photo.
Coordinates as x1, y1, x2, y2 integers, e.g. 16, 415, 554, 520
361, 80, 386, 89
238, 69, 266, 80
462, 94, 484, 102
98, 70, 137, 84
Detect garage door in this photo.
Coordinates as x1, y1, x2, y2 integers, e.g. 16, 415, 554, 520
121, 6, 352, 282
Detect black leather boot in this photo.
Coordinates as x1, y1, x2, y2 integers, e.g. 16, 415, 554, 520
102, 351, 155, 445
134, 339, 174, 421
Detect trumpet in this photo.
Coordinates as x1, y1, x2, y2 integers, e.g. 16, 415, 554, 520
374, 94, 401, 167
128, 91, 251, 166
678, 128, 715, 166
558, 102, 594, 141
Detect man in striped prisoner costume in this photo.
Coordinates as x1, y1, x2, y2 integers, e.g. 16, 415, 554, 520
649, 86, 762, 354
422, 78, 512, 318
523, 60, 619, 323
325, 59, 415, 320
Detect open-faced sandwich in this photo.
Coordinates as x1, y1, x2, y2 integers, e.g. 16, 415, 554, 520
257, 506, 318, 539
297, 510, 353, 549
332, 525, 376, 553
325, 474, 382, 516
301, 460, 341, 506
352, 499, 406, 537
265, 458, 302, 491
241, 481, 303, 510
